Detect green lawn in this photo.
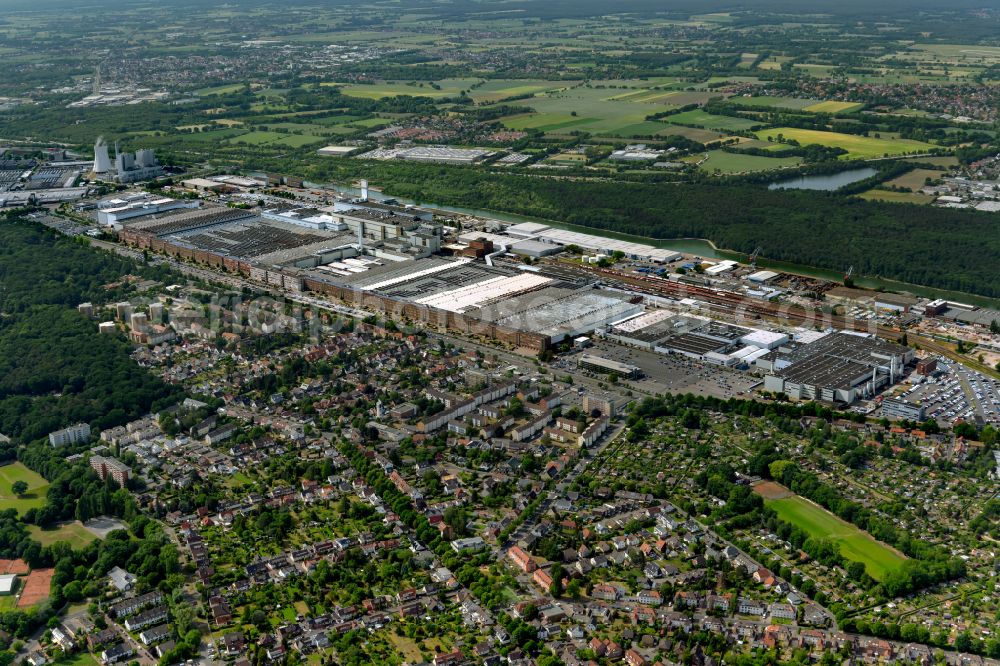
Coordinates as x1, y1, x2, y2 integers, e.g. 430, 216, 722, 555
29, 521, 98, 549
765, 494, 906, 581
0, 462, 48, 515
754, 127, 937, 159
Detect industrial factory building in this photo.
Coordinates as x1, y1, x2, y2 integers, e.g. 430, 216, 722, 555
762, 332, 913, 404
578, 354, 643, 379
92, 137, 164, 184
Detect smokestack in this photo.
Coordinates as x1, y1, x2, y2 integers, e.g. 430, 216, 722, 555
360, 179, 368, 202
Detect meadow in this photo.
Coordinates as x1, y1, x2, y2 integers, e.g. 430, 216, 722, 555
498, 85, 719, 137
754, 127, 938, 159
28, 521, 98, 549
695, 149, 802, 174
761, 490, 907, 581
858, 190, 936, 204
884, 168, 943, 191
0, 462, 48, 514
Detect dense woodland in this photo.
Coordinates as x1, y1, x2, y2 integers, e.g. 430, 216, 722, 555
0, 221, 183, 443
291, 161, 1000, 298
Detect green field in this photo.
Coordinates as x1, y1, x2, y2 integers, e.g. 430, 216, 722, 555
728, 95, 821, 110
0, 462, 48, 515
764, 494, 906, 580
696, 149, 802, 174
858, 189, 936, 204
802, 100, 865, 113
664, 109, 763, 131
195, 83, 246, 96
335, 77, 483, 100
754, 127, 938, 159
498, 85, 716, 137
223, 131, 325, 148
29, 521, 97, 549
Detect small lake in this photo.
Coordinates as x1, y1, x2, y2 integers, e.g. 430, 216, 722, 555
768, 167, 877, 191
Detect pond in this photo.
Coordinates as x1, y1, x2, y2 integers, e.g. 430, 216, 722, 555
768, 167, 877, 191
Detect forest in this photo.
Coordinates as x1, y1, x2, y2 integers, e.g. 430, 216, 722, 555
289, 161, 1000, 298
0, 220, 183, 442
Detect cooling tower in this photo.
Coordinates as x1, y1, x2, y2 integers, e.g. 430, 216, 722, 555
93, 137, 112, 173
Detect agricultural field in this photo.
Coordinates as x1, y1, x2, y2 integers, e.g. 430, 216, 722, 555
885, 168, 944, 191
195, 83, 246, 96
754, 127, 938, 159
727, 96, 824, 110
0, 463, 49, 515
664, 109, 763, 131
793, 63, 839, 77
756, 55, 792, 71
335, 78, 483, 100
468, 79, 571, 103
802, 100, 865, 113
755, 482, 906, 581
543, 151, 587, 166
494, 83, 724, 137
857, 190, 936, 204
695, 149, 802, 174
28, 521, 98, 549
223, 131, 325, 148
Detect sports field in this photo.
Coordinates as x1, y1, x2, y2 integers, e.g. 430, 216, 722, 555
754, 482, 906, 581
0, 463, 49, 514
29, 521, 98, 549
754, 127, 937, 159
17, 568, 53, 608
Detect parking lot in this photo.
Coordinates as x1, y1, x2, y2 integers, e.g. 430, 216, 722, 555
896, 357, 1000, 425
555, 339, 762, 399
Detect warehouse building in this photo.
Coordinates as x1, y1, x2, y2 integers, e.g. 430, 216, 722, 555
762, 332, 913, 404
97, 194, 200, 228
510, 239, 562, 258
578, 354, 643, 379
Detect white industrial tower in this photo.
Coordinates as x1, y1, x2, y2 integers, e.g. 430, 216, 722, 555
92, 137, 112, 174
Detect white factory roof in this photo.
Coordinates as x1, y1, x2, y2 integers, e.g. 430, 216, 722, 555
612, 308, 675, 333
361, 258, 472, 291
535, 228, 682, 262
739, 329, 789, 349
317, 145, 356, 156
792, 328, 830, 344
505, 222, 552, 237
416, 273, 552, 313
0, 574, 15, 595
729, 345, 759, 359
747, 270, 779, 282
704, 260, 738, 275
458, 231, 521, 247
